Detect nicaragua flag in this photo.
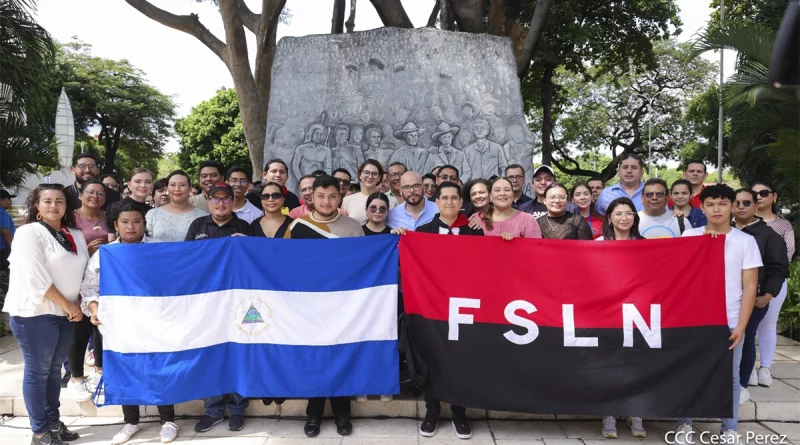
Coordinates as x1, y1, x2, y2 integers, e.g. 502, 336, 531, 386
97, 235, 400, 406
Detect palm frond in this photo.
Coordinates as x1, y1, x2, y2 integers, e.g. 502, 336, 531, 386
687, 24, 776, 65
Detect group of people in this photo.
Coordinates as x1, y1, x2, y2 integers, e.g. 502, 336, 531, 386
1, 151, 795, 445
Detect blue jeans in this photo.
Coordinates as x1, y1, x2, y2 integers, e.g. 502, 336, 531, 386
203, 393, 249, 418
741, 305, 768, 388
678, 329, 743, 432
11, 315, 74, 435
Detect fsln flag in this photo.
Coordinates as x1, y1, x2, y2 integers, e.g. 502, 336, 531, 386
400, 233, 731, 418
98, 235, 400, 406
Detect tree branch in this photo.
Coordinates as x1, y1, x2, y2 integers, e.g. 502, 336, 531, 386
427, 0, 440, 27
332, 0, 346, 34
124, 0, 228, 65
369, 0, 413, 28
440, 0, 455, 30
517, 0, 553, 78
448, 0, 485, 32
238, 0, 261, 35
346, 0, 357, 33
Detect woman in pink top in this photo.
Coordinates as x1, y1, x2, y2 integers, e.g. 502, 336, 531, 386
477, 178, 542, 239
73, 179, 109, 256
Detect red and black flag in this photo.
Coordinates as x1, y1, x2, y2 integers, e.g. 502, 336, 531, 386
400, 232, 732, 418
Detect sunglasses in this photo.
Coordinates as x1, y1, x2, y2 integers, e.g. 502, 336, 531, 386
643, 192, 667, 198
735, 200, 753, 208
368, 206, 388, 214
756, 190, 775, 198
261, 192, 283, 201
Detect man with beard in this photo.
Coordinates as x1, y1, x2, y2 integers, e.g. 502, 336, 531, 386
65, 153, 121, 211
283, 175, 362, 437
289, 175, 347, 219
387, 172, 437, 230
189, 160, 225, 212
226, 166, 262, 223
246, 159, 301, 211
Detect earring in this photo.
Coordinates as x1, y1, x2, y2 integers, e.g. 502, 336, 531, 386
36, 213, 42, 221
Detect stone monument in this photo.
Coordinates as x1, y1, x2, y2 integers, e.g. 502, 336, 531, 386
264, 27, 536, 193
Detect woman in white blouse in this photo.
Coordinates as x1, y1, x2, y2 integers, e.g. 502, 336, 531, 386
2, 184, 88, 445
145, 170, 208, 242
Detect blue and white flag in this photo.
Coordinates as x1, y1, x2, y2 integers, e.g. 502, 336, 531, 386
98, 235, 399, 406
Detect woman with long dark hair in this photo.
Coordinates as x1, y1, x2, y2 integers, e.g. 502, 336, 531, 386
251, 182, 293, 238
571, 182, 603, 239
537, 183, 592, 240
2, 184, 88, 444
463, 179, 490, 216
81, 203, 179, 444
477, 178, 541, 239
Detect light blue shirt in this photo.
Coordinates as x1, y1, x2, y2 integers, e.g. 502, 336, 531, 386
595, 182, 645, 216
387, 199, 438, 230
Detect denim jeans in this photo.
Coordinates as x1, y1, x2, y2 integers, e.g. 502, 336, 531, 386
678, 329, 743, 432
203, 393, 249, 418
741, 305, 768, 388
11, 315, 74, 435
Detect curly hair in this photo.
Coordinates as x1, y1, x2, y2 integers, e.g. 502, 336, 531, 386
23, 184, 77, 228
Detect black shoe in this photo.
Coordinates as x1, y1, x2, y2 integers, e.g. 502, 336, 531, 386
335, 417, 353, 436
194, 415, 224, 432
304, 417, 321, 437
419, 412, 439, 437
451, 413, 472, 440
49, 421, 79, 441
275, 398, 285, 405
30, 431, 64, 445
262, 398, 287, 406
60, 371, 71, 388
228, 414, 244, 431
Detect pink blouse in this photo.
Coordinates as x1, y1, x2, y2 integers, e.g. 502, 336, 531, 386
74, 211, 109, 245
477, 211, 543, 238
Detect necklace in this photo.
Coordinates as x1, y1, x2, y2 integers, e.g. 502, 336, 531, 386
546, 214, 567, 232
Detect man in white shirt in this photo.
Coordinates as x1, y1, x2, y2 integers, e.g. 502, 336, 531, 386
226, 167, 262, 224
638, 178, 691, 238
675, 184, 761, 444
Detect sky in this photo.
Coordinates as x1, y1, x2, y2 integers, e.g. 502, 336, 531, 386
34, 0, 735, 154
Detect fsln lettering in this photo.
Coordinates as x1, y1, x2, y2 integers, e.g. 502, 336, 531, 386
448, 298, 480, 341
504, 300, 539, 345
623, 303, 661, 348
562, 304, 599, 347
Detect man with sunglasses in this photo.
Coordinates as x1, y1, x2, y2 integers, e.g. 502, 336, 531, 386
637, 178, 691, 239
226, 166, 262, 223
185, 183, 252, 241
387, 172, 437, 230
65, 153, 121, 211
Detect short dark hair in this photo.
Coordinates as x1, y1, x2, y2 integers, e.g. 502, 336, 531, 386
312, 175, 340, 193
685, 159, 707, 172
619, 153, 644, 168
333, 168, 352, 181
226, 166, 247, 180
643, 178, 668, 193
79, 178, 105, 193
670, 179, 692, 193
366, 192, 389, 209
505, 164, 525, 174
298, 174, 317, 186
422, 173, 437, 182
735, 188, 758, 202
388, 162, 407, 172
167, 170, 192, 185
115, 202, 148, 226
264, 158, 288, 172
700, 183, 736, 204
349, 183, 361, 194
99, 173, 120, 185
153, 178, 168, 193
435, 181, 462, 200
438, 164, 459, 178
358, 159, 384, 178
72, 152, 98, 166
311, 170, 327, 177
545, 182, 569, 197
199, 160, 224, 177
587, 177, 604, 185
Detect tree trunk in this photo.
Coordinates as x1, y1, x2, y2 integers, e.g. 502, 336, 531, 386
369, 0, 413, 28
487, 0, 522, 37
448, 0, 484, 32
540, 64, 555, 166
426, 1, 440, 27
516, 0, 553, 78
103, 126, 122, 174
440, 0, 455, 30
345, 0, 357, 33
331, 0, 346, 34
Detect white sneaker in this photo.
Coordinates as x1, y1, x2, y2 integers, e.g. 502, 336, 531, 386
160, 421, 178, 443
739, 386, 750, 405
601, 416, 617, 438
355, 395, 368, 402
380, 394, 393, 402
674, 424, 693, 445
85, 349, 95, 367
758, 367, 773, 387
720, 430, 741, 445
748, 368, 759, 386
85, 371, 102, 392
67, 378, 92, 402
111, 424, 141, 445
626, 416, 646, 438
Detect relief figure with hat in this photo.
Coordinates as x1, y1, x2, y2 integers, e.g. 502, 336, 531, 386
292, 124, 332, 181
423, 122, 471, 183
463, 118, 508, 182
387, 122, 428, 173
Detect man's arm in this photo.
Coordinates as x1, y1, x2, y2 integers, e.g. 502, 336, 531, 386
732, 267, 759, 348
0, 229, 11, 246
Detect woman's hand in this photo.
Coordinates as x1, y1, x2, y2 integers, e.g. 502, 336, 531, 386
88, 302, 101, 325
500, 233, 514, 241
87, 238, 105, 256
467, 213, 482, 230
390, 228, 408, 235
62, 301, 83, 322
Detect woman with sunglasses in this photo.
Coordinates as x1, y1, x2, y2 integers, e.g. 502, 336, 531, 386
477, 178, 541, 239
570, 181, 603, 239
3, 184, 88, 445
251, 182, 293, 238
749, 182, 795, 388
538, 183, 593, 240
362, 192, 392, 236
146, 170, 208, 242
343, 160, 397, 225
81, 203, 179, 444
595, 197, 646, 438
732, 189, 790, 402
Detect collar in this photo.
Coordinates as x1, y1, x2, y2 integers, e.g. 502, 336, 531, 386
435, 213, 469, 230
309, 211, 341, 224
610, 182, 644, 194
206, 213, 240, 228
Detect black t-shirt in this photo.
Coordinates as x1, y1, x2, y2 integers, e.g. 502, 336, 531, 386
363, 224, 392, 236
250, 215, 293, 239
185, 214, 253, 240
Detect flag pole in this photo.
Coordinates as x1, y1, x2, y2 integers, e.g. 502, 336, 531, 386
717, 0, 725, 183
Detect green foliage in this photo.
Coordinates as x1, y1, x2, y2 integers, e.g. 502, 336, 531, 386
175, 88, 251, 180
157, 152, 181, 179
779, 261, 800, 341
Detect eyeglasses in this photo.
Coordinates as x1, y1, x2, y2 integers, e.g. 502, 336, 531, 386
368, 205, 388, 214
261, 193, 283, 201
105, 183, 119, 189
547, 195, 567, 202
507, 175, 524, 181
361, 170, 380, 178
643, 192, 667, 198
209, 197, 232, 204
611, 211, 636, 219
735, 200, 753, 207
756, 190, 775, 198
423, 183, 436, 189
388, 172, 404, 178
228, 179, 248, 185
337, 179, 350, 185
438, 174, 458, 182
84, 190, 105, 197
401, 183, 422, 192
75, 163, 97, 170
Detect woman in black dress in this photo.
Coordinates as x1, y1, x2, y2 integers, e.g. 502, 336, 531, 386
537, 183, 593, 240
250, 182, 292, 238
362, 192, 392, 236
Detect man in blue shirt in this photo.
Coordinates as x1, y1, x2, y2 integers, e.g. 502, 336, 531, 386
595, 153, 646, 216
387, 171, 437, 230
0, 190, 16, 272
